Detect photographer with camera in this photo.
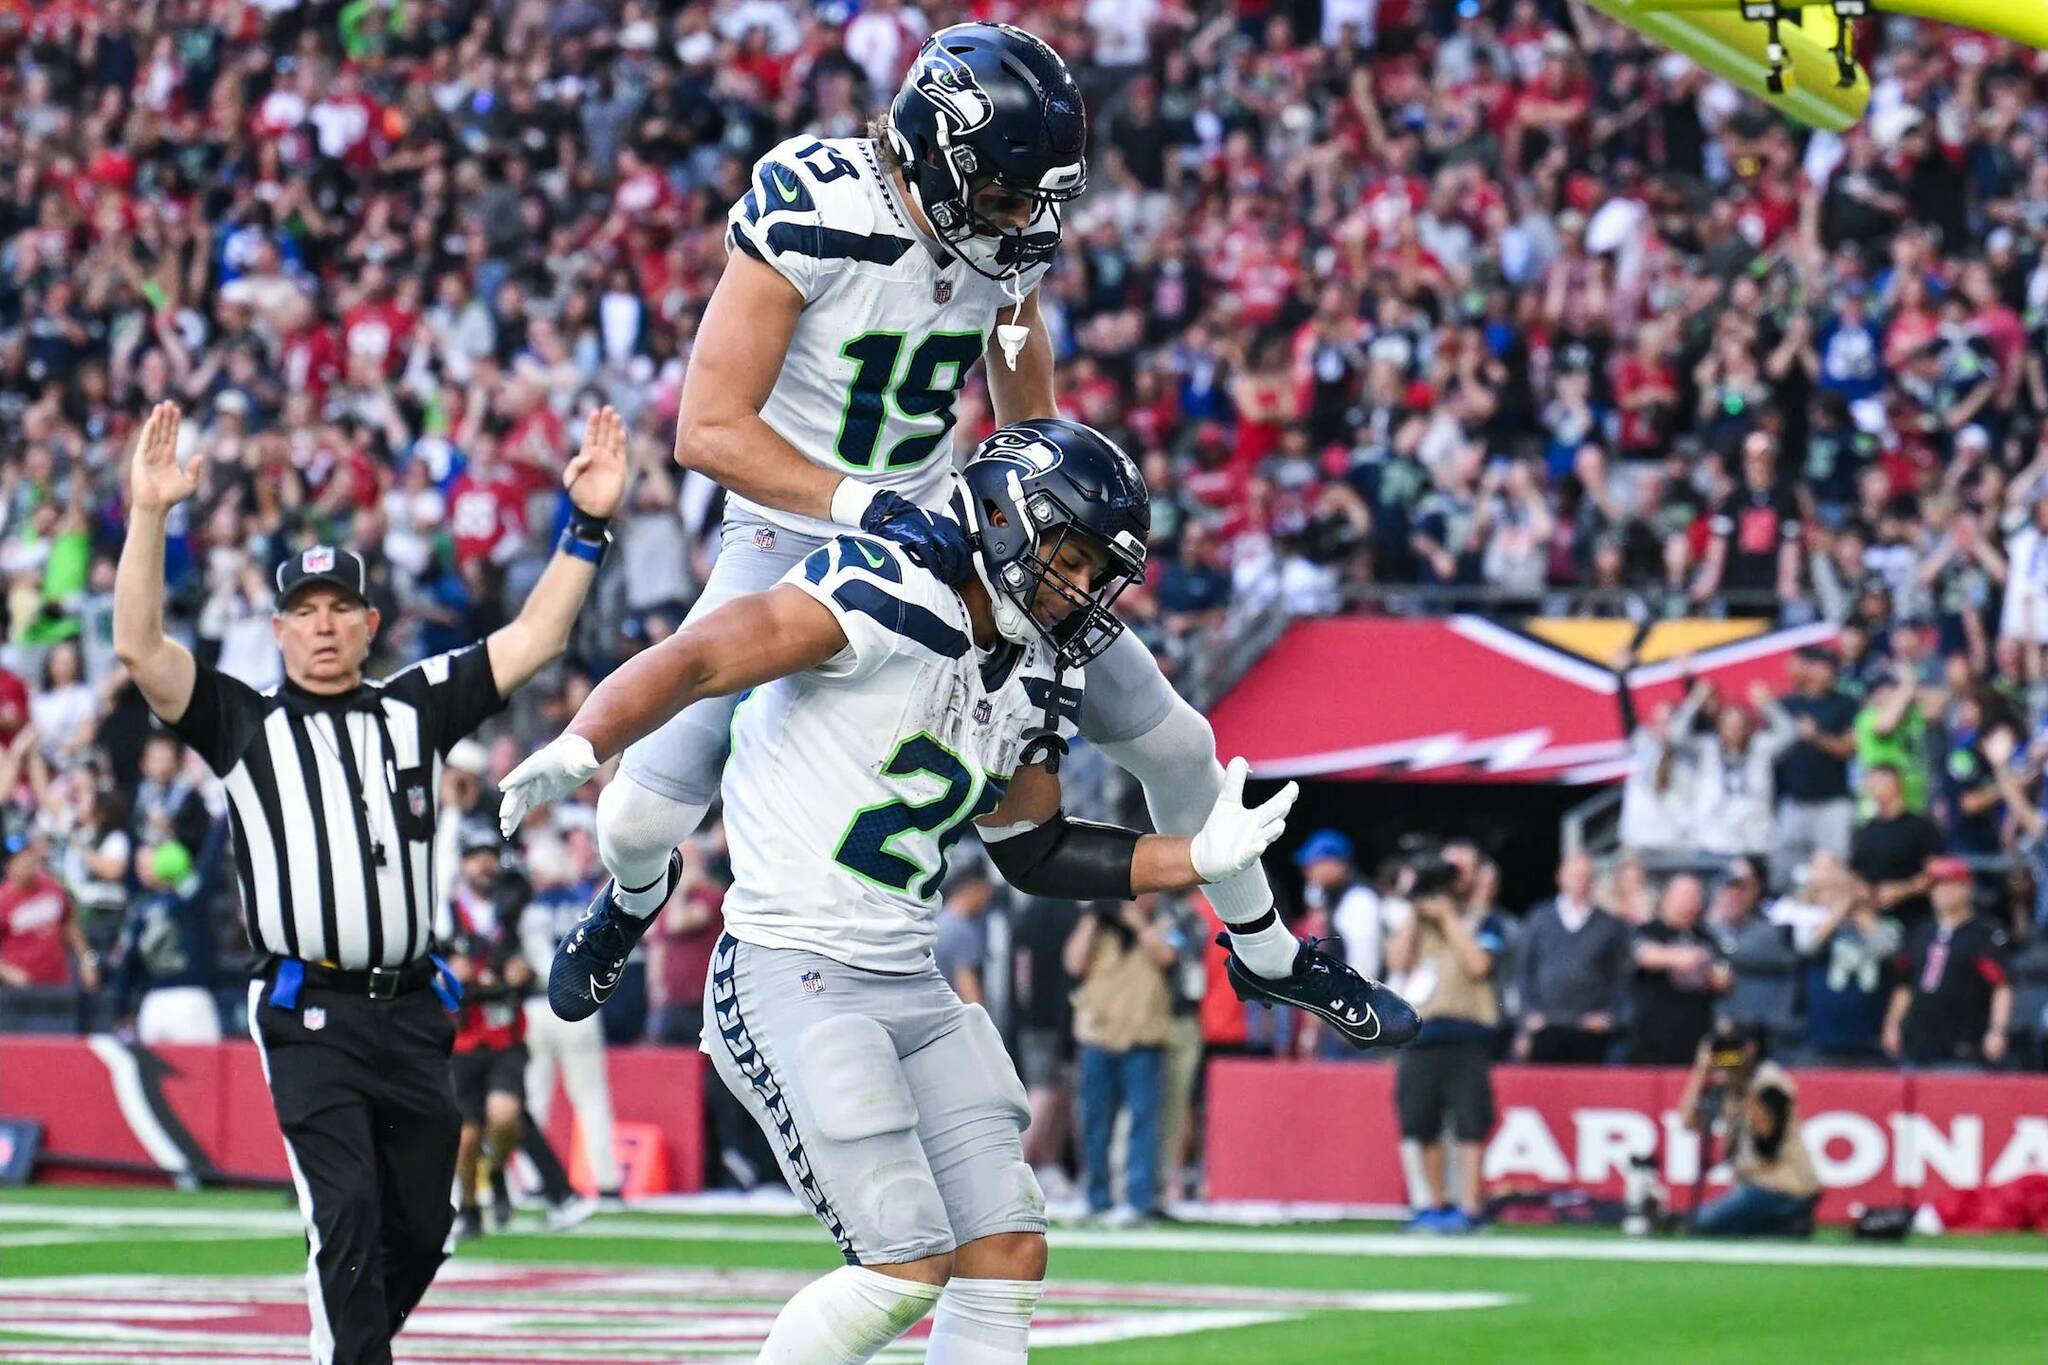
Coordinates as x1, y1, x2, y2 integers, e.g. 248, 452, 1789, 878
1066, 895, 1179, 1225
1386, 843, 1507, 1234
1678, 1019, 1820, 1237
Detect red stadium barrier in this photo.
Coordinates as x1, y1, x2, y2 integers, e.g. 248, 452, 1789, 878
0, 1035, 706, 1193
1207, 1060, 2048, 1223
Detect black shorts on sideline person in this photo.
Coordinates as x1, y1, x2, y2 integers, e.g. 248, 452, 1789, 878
451, 1043, 531, 1124
1395, 1038, 1496, 1143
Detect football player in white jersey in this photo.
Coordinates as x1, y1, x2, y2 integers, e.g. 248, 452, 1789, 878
517, 22, 1399, 1051
501, 420, 1420, 1364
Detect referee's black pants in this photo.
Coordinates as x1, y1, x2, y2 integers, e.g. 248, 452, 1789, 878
250, 970, 460, 1365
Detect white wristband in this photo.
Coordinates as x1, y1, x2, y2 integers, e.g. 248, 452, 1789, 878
830, 477, 879, 529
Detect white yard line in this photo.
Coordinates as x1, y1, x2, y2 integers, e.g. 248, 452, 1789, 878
4, 1202, 2042, 1272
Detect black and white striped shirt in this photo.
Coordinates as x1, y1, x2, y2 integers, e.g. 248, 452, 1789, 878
169, 646, 506, 970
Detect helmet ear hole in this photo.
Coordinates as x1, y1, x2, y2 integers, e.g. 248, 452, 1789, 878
983, 500, 1010, 530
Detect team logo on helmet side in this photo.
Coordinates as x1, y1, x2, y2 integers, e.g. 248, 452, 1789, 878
980, 428, 1063, 474
912, 47, 994, 138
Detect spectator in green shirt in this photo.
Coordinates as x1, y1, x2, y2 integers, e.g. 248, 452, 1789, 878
1854, 674, 1933, 815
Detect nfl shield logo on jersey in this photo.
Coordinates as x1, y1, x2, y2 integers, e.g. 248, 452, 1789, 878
303, 1008, 327, 1032
408, 785, 427, 819
801, 970, 825, 996
933, 278, 953, 305
974, 698, 992, 725
754, 526, 777, 550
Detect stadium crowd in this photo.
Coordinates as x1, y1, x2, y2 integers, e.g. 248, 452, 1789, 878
4, 0, 2048, 1215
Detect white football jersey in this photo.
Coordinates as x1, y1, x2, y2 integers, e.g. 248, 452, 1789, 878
723, 134, 1052, 538
719, 534, 1080, 973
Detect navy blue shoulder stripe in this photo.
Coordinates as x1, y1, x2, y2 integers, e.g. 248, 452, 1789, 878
729, 220, 767, 263
765, 223, 913, 266
757, 161, 816, 214
832, 580, 968, 659
738, 188, 762, 224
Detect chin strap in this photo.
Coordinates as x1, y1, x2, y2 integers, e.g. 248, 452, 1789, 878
1017, 665, 1069, 774
995, 271, 1029, 370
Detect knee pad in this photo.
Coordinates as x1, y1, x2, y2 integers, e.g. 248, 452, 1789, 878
797, 1015, 920, 1142
595, 776, 705, 873
796, 1016, 951, 1257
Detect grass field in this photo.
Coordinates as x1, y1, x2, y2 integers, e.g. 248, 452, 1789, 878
3, 1187, 2044, 1363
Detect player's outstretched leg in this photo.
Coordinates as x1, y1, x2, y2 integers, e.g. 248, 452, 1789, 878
1214, 930, 1419, 1050
595, 770, 711, 919
548, 848, 682, 1022
1086, 638, 1417, 1050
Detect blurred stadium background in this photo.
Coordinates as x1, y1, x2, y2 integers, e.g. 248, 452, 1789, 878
5, 0, 2048, 1359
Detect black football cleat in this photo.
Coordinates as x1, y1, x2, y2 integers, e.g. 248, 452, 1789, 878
1218, 933, 1420, 1050
549, 851, 681, 1022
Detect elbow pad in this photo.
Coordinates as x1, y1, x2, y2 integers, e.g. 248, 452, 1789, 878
983, 809, 1140, 901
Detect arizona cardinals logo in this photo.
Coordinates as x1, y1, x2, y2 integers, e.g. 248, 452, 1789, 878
913, 47, 994, 136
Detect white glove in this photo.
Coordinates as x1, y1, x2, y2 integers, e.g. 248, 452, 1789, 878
497, 734, 601, 838
1189, 757, 1299, 883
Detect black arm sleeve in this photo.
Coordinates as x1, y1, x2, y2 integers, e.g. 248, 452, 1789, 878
983, 810, 1141, 901
166, 660, 269, 774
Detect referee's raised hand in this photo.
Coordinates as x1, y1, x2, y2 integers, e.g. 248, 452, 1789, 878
128, 400, 202, 511
563, 405, 628, 519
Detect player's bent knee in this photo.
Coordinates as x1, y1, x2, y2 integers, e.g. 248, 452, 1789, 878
594, 775, 697, 869
868, 1249, 954, 1287
953, 1230, 1048, 1282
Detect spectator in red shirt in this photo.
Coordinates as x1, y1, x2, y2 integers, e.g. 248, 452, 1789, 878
0, 832, 96, 1032
341, 263, 418, 378
446, 437, 531, 568
1612, 324, 1679, 460
0, 665, 29, 747
649, 845, 726, 1048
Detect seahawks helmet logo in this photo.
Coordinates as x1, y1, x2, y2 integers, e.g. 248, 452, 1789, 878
913, 47, 994, 137
980, 427, 1062, 473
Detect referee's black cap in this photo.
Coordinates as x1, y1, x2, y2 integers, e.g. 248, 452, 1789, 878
275, 545, 369, 610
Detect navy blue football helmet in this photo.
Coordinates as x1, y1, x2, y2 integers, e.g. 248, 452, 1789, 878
956, 419, 1148, 670
885, 23, 1087, 284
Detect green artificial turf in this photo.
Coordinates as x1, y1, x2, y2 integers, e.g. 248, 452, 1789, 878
2, 1187, 2043, 1363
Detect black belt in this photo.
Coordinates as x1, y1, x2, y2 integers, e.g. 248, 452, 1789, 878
275, 957, 436, 1001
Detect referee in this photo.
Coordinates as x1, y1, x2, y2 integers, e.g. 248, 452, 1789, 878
111, 402, 628, 1364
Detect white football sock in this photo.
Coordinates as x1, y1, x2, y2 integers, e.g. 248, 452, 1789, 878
1224, 912, 1300, 979
923, 1277, 1044, 1364
756, 1266, 941, 1364
1100, 708, 1294, 978
595, 780, 708, 919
